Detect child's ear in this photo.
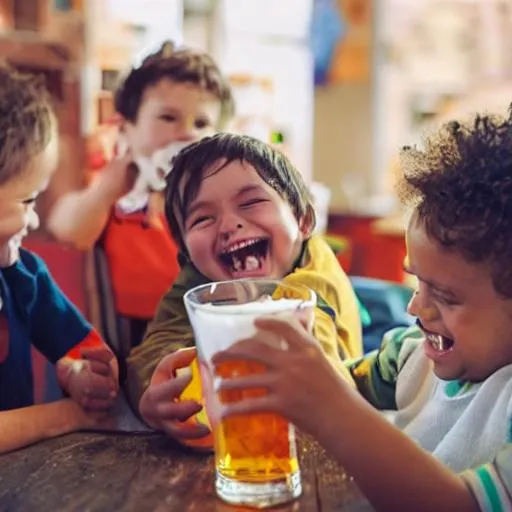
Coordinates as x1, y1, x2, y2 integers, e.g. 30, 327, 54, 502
299, 205, 316, 238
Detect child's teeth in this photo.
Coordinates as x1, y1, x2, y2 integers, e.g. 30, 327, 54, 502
233, 257, 242, 271
428, 333, 451, 351
245, 256, 259, 271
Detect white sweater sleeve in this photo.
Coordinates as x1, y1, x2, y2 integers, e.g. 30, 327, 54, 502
461, 444, 512, 511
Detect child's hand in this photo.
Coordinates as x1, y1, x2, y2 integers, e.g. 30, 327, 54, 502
139, 348, 211, 440
101, 151, 138, 200
66, 399, 117, 432
57, 347, 119, 412
212, 316, 352, 437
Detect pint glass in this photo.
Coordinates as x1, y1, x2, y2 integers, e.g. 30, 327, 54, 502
184, 279, 316, 508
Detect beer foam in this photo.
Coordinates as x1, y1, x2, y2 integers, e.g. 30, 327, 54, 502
199, 297, 304, 315
187, 298, 304, 362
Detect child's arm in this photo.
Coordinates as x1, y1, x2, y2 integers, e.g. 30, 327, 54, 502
125, 267, 203, 411
307, 382, 480, 511
125, 290, 194, 410
47, 154, 135, 249
0, 399, 109, 454
212, 317, 482, 512
22, 252, 118, 409
346, 324, 423, 409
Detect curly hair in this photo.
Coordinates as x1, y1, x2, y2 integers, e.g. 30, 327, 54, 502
165, 132, 315, 255
114, 41, 234, 128
0, 63, 54, 185
398, 109, 512, 297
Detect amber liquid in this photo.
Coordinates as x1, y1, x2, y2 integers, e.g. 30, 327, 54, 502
214, 360, 298, 483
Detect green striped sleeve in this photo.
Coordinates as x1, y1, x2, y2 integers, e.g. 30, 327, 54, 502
344, 325, 424, 410
462, 446, 512, 511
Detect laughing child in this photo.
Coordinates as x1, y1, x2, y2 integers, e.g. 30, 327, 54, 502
48, 44, 234, 345
0, 64, 118, 453
128, 133, 363, 441
213, 112, 512, 511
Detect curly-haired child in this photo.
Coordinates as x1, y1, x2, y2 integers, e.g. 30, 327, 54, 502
213, 111, 512, 511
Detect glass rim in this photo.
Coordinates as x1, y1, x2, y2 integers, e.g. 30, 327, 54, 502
183, 278, 316, 314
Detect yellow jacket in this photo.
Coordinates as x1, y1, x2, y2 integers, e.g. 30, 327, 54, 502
126, 235, 362, 409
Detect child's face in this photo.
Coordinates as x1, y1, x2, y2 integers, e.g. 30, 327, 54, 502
124, 79, 221, 157
0, 138, 57, 246
405, 212, 512, 382
182, 160, 311, 281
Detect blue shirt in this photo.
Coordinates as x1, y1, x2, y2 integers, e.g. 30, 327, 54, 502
0, 249, 93, 410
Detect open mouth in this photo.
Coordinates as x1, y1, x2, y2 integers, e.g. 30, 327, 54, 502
417, 320, 455, 353
218, 238, 269, 274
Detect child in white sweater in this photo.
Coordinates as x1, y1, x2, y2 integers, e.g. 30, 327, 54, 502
212, 111, 512, 511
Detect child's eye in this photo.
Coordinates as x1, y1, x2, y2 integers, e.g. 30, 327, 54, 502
188, 215, 212, 228
21, 198, 36, 206
433, 294, 460, 307
160, 114, 177, 122
195, 118, 210, 129
240, 199, 267, 208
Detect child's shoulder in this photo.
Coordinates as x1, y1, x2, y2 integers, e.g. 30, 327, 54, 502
18, 248, 49, 276
292, 235, 345, 275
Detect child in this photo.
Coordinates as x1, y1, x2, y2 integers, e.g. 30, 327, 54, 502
212, 113, 512, 511
128, 133, 363, 441
47, 43, 235, 344
0, 64, 118, 453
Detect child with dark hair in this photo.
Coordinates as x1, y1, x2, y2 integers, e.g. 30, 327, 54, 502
129, 132, 363, 442
48, 42, 234, 342
0, 64, 118, 453
212, 112, 512, 511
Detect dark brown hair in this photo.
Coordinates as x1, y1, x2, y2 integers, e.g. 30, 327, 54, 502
165, 132, 315, 254
398, 109, 512, 297
114, 41, 234, 128
0, 63, 54, 185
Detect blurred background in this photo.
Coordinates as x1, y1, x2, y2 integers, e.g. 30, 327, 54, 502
2, 0, 512, 325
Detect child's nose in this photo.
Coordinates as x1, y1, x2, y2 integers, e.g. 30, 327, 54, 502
219, 217, 243, 241
176, 119, 200, 142
26, 207, 39, 231
407, 291, 440, 322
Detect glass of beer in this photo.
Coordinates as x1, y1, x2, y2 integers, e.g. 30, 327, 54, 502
184, 279, 316, 508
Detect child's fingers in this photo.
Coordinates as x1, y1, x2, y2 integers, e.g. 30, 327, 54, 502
161, 419, 211, 440
82, 396, 116, 411
85, 358, 112, 377
254, 316, 313, 349
146, 373, 192, 403
154, 400, 203, 422
212, 339, 278, 366
216, 373, 276, 393
80, 347, 115, 364
82, 371, 117, 397
151, 348, 197, 384
220, 395, 279, 419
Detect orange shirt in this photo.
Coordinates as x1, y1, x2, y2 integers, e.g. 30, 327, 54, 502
102, 208, 180, 319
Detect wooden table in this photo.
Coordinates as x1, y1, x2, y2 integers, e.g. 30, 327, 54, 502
0, 431, 370, 511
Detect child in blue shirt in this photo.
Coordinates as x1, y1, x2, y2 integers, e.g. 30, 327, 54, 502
212, 112, 512, 511
0, 64, 119, 453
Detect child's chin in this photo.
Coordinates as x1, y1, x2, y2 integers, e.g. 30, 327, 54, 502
432, 364, 463, 382
0, 242, 20, 268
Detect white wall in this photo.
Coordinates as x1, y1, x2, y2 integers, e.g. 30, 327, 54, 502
213, 0, 315, 182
